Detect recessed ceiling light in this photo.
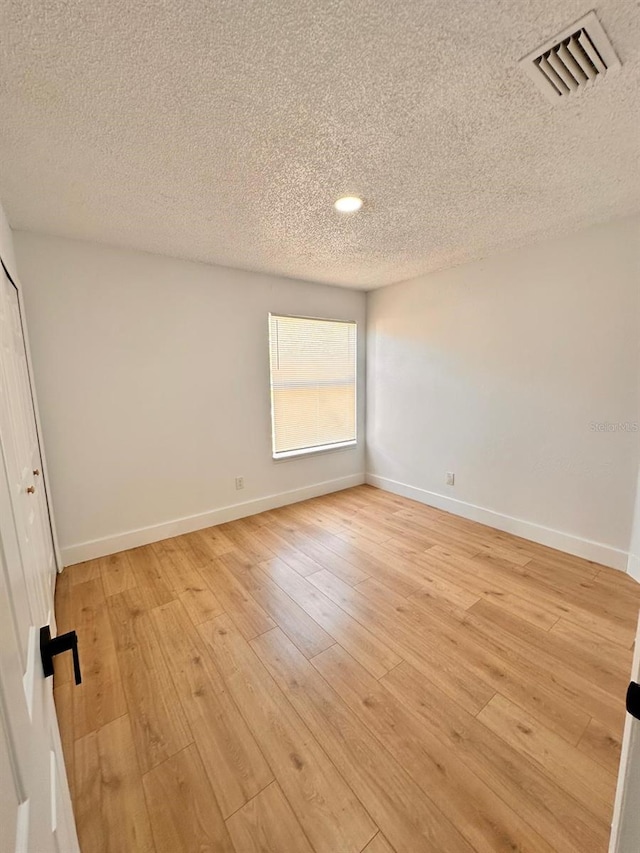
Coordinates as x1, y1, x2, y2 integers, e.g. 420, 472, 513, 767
334, 196, 363, 213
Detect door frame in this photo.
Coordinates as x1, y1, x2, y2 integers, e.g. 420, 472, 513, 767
609, 609, 640, 851
0, 214, 78, 851
0, 248, 62, 577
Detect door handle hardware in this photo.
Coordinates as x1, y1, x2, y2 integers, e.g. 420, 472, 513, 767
626, 682, 640, 720
40, 626, 82, 685
33, 469, 40, 476
26, 485, 35, 494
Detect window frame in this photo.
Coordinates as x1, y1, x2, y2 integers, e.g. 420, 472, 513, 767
268, 313, 358, 461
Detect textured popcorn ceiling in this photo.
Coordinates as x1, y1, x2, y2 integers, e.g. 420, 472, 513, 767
0, 1, 639, 289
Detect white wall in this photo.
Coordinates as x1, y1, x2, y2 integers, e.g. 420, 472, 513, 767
15, 232, 366, 564
0, 201, 18, 282
628, 457, 640, 581
628, 338, 640, 581
367, 216, 640, 569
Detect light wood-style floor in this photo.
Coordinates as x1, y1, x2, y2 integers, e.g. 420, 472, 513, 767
54, 485, 640, 853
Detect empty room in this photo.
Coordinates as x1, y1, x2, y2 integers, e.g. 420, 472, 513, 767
1, 1, 640, 852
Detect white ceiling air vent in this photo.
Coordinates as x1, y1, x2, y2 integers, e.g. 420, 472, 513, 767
519, 10, 620, 104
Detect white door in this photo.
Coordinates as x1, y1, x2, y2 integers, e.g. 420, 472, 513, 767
610, 612, 640, 852
0, 262, 79, 853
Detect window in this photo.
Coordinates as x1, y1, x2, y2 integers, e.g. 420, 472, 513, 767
269, 314, 357, 458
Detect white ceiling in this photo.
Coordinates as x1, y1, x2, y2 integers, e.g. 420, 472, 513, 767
0, 1, 638, 290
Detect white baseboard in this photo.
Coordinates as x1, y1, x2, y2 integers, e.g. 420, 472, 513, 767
62, 473, 365, 565
366, 473, 629, 571
62, 468, 632, 573
628, 554, 640, 583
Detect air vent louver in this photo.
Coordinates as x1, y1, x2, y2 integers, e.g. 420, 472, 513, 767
519, 11, 620, 103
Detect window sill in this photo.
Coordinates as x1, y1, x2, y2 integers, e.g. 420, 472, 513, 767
273, 440, 357, 461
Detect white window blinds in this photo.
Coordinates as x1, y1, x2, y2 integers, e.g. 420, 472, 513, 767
269, 314, 357, 457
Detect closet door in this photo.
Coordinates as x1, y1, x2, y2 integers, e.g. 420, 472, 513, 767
610, 612, 640, 853
0, 264, 79, 853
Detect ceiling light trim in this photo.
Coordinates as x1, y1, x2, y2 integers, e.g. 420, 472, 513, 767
334, 196, 363, 213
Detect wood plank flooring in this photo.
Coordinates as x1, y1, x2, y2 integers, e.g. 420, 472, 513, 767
54, 485, 640, 853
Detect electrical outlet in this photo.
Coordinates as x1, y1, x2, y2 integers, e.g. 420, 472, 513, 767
235, 476, 244, 490
446, 472, 455, 486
